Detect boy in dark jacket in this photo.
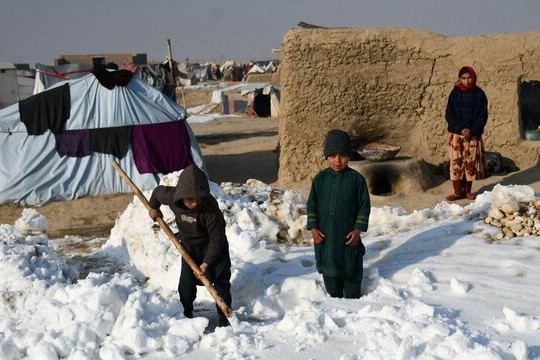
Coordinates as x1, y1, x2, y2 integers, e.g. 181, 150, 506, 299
148, 165, 232, 327
307, 129, 371, 298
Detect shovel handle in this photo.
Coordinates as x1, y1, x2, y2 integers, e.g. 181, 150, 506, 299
111, 160, 232, 318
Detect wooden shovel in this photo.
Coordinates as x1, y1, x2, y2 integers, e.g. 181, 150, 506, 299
111, 160, 233, 318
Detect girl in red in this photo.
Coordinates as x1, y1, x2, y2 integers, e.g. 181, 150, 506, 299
445, 66, 488, 201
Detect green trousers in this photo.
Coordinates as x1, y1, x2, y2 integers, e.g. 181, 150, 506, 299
322, 267, 363, 299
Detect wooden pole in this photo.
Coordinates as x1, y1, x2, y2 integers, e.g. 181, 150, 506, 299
111, 160, 233, 318
181, 86, 186, 109
166, 38, 177, 101
166, 38, 174, 73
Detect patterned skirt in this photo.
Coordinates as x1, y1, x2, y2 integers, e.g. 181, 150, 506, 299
448, 133, 487, 181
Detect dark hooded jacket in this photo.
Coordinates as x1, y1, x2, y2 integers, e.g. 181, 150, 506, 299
149, 165, 229, 266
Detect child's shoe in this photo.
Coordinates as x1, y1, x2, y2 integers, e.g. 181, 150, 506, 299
446, 193, 465, 201
184, 311, 194, 319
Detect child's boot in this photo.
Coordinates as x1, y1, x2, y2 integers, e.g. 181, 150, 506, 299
464, 181, 476, 199
446, 180, 465, 201
217, 313, 231, 327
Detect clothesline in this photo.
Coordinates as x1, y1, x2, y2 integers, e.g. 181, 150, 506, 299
35, 67, 94, 80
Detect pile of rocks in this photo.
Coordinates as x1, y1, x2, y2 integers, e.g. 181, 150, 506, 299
484, 200, 540, 240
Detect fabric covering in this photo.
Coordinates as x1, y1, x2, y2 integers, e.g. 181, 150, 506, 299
92, 68, 134, 90
132, 121, 194, 174
55, 130, 91, 157
0, 72, 205, 205
19, 84, 71, 135
89, 126, 132, 158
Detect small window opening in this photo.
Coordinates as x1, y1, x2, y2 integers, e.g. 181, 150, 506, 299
519, 81, 540, 140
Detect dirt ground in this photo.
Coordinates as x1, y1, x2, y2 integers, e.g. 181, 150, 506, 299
1, 115, 540, 238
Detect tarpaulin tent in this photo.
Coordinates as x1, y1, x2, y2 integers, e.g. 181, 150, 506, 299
213, 83, 280, 118
221, 92, 249, 115
0, 70, 204, 205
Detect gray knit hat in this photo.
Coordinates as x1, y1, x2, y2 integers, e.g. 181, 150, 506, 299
323, 129, 353, 158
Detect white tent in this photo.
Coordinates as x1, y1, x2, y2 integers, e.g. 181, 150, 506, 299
0, 71, 204, 205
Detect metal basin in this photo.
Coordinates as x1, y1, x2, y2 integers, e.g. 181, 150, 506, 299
358, 142, 401, 162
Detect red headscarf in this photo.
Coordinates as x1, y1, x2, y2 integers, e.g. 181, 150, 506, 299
454, 66, 477, 92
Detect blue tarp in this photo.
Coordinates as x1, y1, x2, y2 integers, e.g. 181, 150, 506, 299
0, 73, 204, 205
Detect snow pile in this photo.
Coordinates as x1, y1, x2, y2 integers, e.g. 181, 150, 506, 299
0, 183, 539, 359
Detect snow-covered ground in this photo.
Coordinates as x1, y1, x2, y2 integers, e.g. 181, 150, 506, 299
1, 176, 539, 359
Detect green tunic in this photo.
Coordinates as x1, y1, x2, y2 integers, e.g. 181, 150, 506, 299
307, 167, 371, 278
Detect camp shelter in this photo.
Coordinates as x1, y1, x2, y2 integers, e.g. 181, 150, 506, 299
221, 92, 249, 115
243, 61, 278, 78
0, 70, 205, 205
214, 83, 280, 118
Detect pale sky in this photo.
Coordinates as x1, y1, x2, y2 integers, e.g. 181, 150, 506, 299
1, 0, 540, 65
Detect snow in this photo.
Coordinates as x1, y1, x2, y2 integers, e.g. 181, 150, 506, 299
1, 178, 540, 359
186, 112, 239, 124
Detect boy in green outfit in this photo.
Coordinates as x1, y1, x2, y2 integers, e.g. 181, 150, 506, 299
307, 129, 371, 298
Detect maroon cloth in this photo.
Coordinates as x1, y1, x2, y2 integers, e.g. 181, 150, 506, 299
132, 120, 194, 174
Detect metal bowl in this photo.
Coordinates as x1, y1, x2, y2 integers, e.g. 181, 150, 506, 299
358, 142, 401, 162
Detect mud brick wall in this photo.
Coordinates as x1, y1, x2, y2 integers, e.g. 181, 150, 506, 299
278, 28, 540, 185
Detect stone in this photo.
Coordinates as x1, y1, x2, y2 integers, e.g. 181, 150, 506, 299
503, 228, 515, 238
500, 201, 520, 215
488, 208, 505, 220
509, 223, 523, 234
